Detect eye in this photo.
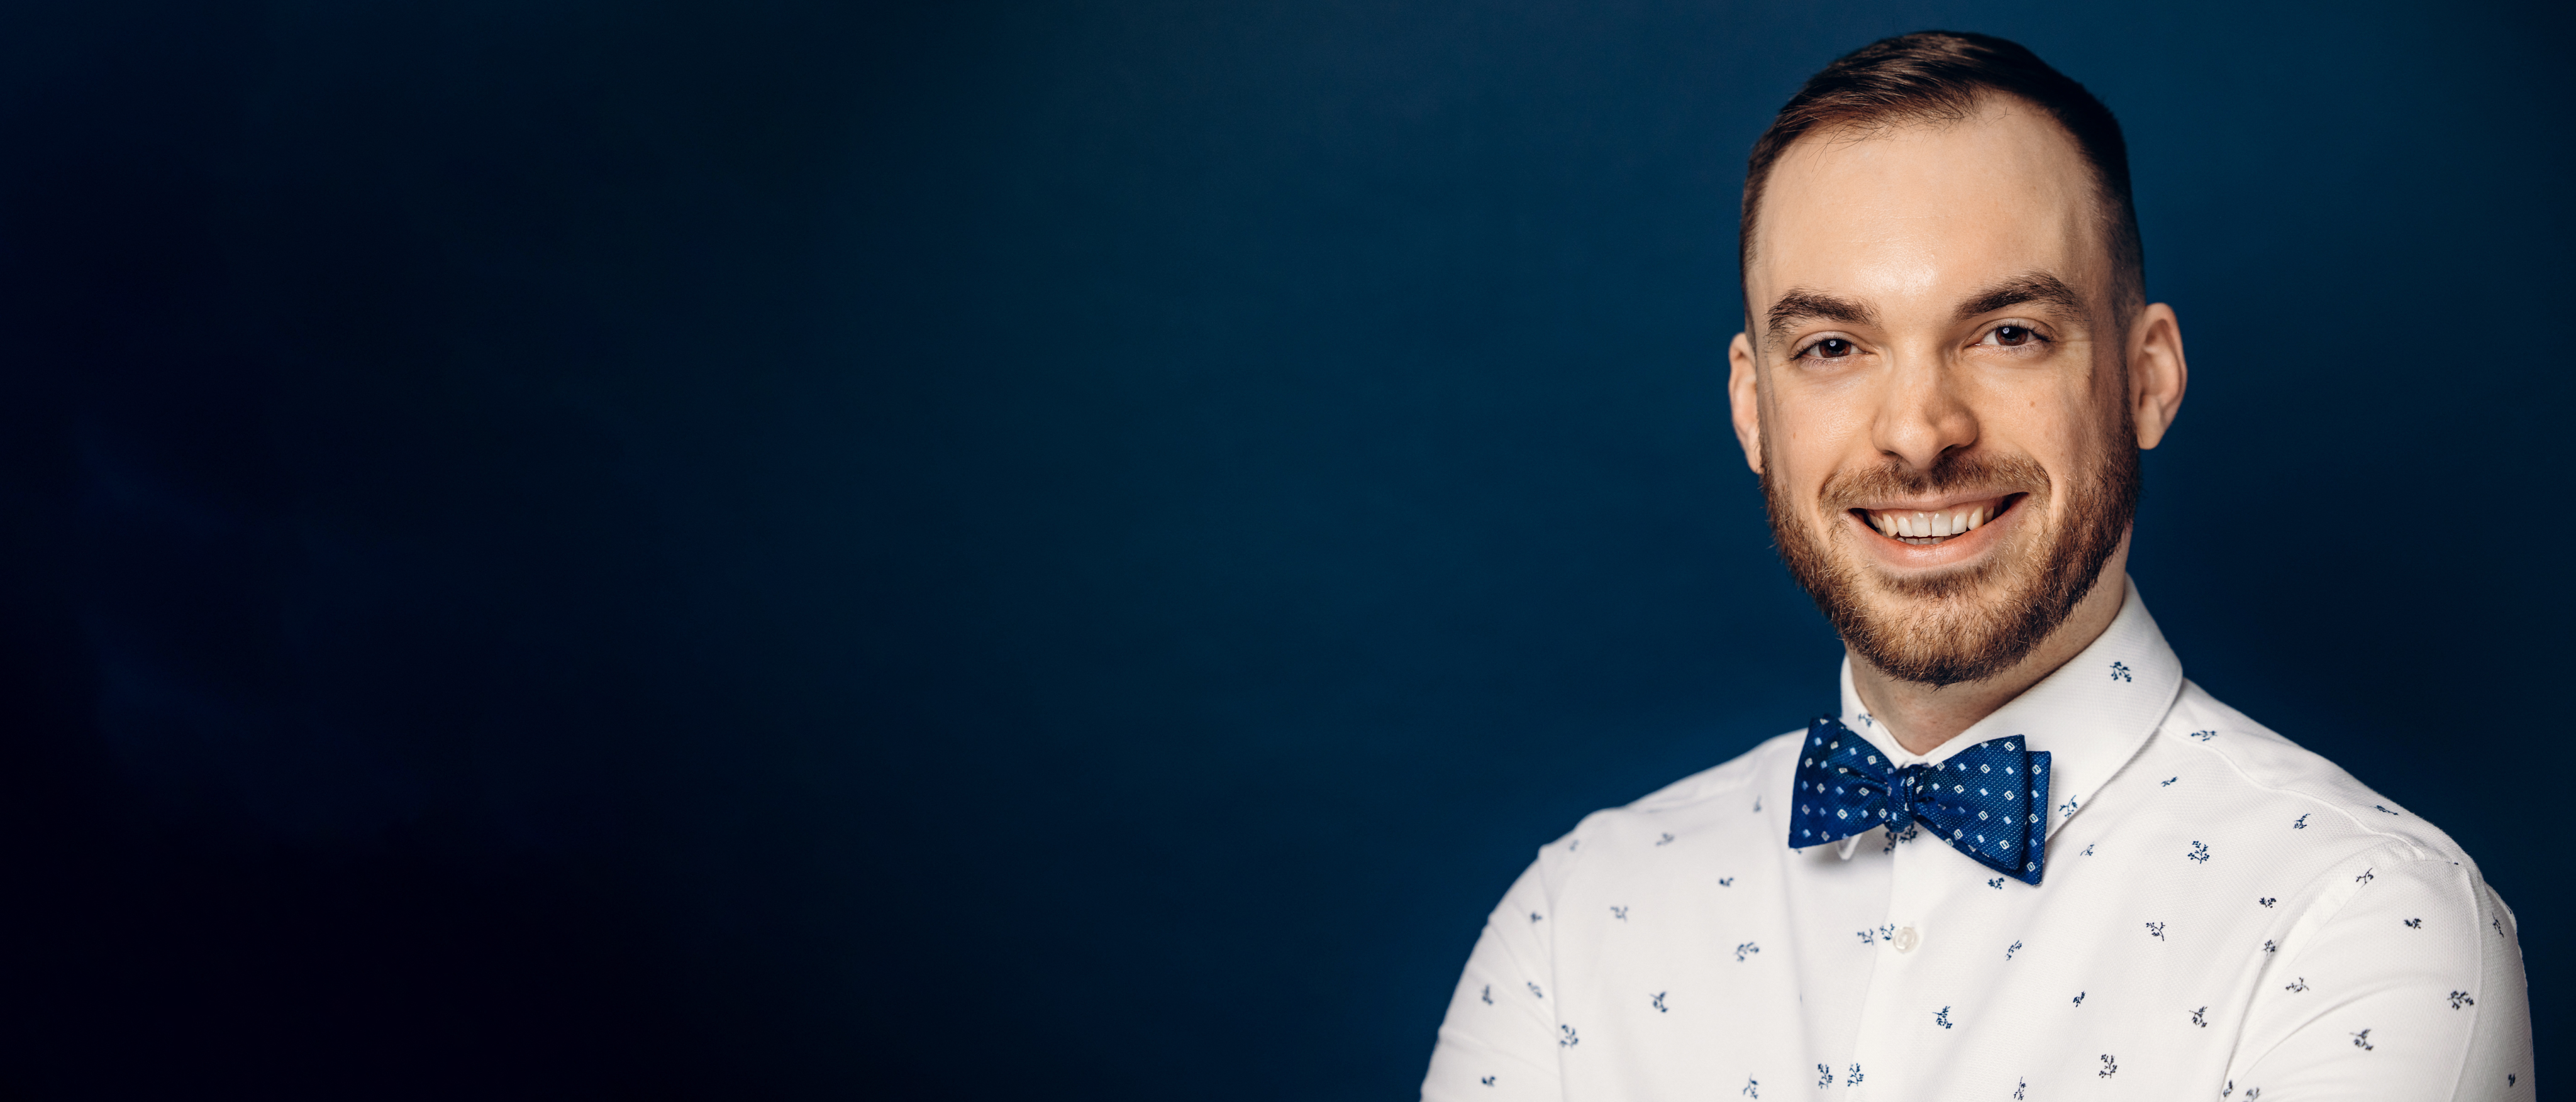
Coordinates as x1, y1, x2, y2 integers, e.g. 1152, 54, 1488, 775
1802, 337, 1858, 360
1980, 324, 2045, 348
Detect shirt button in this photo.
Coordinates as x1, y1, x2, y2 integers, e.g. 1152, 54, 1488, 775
1892, 926, 1920, 953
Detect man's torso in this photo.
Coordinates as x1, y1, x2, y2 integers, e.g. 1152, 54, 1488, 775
1423, 593, 2531, 1101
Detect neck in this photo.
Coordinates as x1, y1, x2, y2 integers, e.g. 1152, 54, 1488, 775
1849, 537, 2132, 756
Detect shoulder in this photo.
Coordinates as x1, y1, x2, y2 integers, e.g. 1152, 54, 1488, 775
1529, 728, 1802, 891
2151, 680, 2481, 874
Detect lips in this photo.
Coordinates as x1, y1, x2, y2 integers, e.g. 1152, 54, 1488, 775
1855, 495, 2018, 545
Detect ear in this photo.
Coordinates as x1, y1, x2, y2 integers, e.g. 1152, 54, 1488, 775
2126, 302, 2187, 449
1728, 331, 1764, 474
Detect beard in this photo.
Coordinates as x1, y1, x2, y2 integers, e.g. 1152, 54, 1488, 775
1762, 417, 2140, 688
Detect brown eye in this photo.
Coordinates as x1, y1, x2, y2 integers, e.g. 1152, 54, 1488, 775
1992, 326, 2032, 346
1813, 338, 1855, 358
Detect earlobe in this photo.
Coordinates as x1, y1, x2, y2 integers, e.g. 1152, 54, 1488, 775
2128, 304, 2188, 450
1728, 333, 1764, 474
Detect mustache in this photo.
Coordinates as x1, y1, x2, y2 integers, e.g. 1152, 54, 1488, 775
1817, 451, 2051, 509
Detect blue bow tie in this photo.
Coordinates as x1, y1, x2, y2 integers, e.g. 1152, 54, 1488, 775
1788, 717, 2053, 885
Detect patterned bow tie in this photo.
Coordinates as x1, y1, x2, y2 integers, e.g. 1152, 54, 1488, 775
1788, 717, 2053, 885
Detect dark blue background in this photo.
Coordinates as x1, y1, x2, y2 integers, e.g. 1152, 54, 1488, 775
0, 0, 2561, 1096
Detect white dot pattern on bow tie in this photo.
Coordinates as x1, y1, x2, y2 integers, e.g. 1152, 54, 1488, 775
1789, 717, 2051, 885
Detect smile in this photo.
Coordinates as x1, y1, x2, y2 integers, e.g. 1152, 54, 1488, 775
1855, 495, 2021, 546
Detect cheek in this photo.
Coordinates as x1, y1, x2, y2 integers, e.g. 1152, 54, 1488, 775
1961, 375, 2103, 470
1767, 387, 1881, 471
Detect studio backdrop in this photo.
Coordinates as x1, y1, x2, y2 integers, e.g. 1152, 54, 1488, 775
0, 0, 2561, 1096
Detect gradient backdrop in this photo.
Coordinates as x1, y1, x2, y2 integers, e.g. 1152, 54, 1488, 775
0, 0, 2562, 1096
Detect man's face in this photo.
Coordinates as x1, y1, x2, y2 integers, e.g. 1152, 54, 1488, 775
1729, 99, 2163, 687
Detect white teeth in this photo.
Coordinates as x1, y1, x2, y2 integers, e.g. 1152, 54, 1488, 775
1868, 501, 2001, 540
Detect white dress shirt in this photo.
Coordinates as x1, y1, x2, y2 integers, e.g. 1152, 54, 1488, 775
1423, 581, 2532, 1100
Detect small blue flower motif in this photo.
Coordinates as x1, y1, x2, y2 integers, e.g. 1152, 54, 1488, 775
1855, 928, 1875, 946
2081, 843, 2096, 856
2449, 991, 2475, 1010
1610, 906, 1628, 922
1480, 1076, 1496, 1087
2258, 897, 2276, 908
2146, 922, 2167, 940
2189, 729, 2218, 742
2060, 795, 2080, 819
1816, 1064, 1833, 1088
2404, 917, 2423, 929
1718, 877, 1735, 887
1987, 877, 2006, 890
2099, 1054, 2118, 1078
1735, 942, 1760, 962
1741, 1076, 1758, 1099
2187, 840, 2211, 864
2192, 1006, 2209, 1028
2356, 868, 2375, 885
2292, 813, 2309, 829
1480, 984, 1492, 1005
1846, 1064, 1863, 1087
2015, 1079, 2027, 1099
1652, 991, 1668, 1013
2351, 1029, 2373, 1052
2074, 991, 2087, 1006
2374, 804, 2401, 816
1934, 1006, 1954, 1029
2109, 661, 2133, 683
1558, 1024, 1579, 1048
2161, 776, 2179, 787
1655, 832, 1675, 846
1530, 912, 1545, 924
2263, 939, 2277, 953
2006, 940, 2022, 960
2285, 977, 2308, 993
1528, 981, 1545, 999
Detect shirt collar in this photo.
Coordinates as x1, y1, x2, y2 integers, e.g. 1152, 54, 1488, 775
1837, 575, 2183, 838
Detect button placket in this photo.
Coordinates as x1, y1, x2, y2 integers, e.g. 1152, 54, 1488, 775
1848, 820, 1937, 1094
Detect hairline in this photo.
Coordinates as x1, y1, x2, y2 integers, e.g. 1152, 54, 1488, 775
1739, 89, 2143, 336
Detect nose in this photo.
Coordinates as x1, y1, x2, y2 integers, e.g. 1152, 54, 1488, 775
1870, 348, 1979, 471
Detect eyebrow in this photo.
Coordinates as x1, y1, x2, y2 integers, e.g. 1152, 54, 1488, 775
1953, 272, 2087, 322
1764, 288, 1875, 343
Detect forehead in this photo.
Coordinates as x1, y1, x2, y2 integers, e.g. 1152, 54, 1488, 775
1747, 100, 2102, 311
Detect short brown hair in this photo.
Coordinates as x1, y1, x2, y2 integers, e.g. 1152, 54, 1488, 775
1740, 31, 2143, 322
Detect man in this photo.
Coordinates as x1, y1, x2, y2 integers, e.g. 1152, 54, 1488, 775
1421, 31, 2530, 1101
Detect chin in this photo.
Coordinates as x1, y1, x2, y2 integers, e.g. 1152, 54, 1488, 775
1841, 575, 2045, 686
